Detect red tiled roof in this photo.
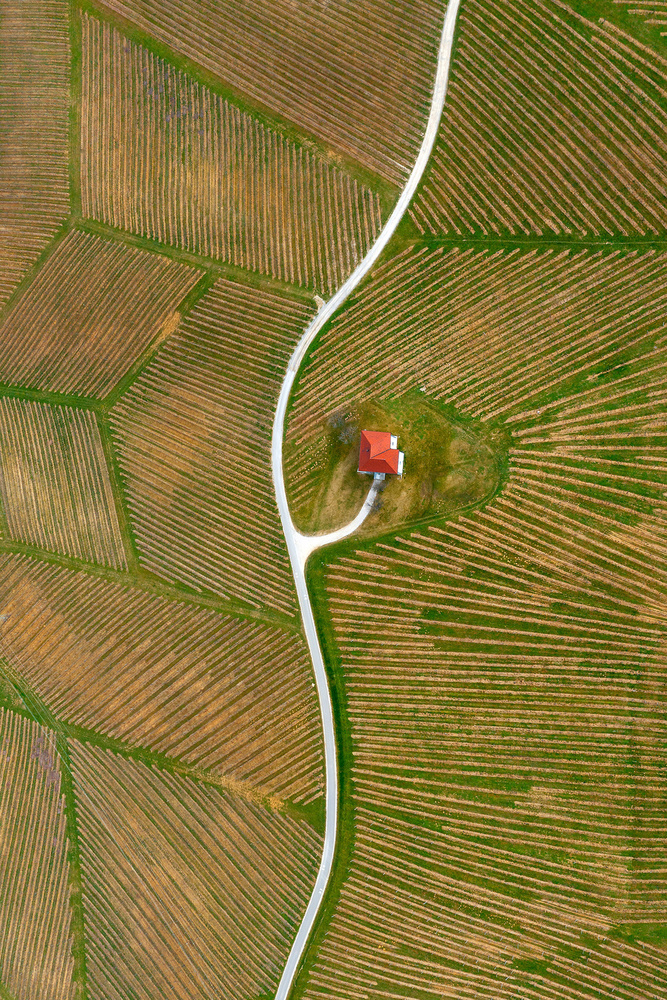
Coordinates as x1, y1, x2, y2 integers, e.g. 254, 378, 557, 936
358, 429, 400, 474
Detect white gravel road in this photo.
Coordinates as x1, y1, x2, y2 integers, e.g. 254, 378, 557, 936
270, 2, 463, 996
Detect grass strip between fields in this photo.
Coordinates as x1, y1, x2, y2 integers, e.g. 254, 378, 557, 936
0, 658, 90, 999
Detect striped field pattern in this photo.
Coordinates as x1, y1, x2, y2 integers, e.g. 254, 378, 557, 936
306, 525, 667, 999
411, 0, 667, 237
0, 229, 200, 398
0, 709, 74, 999
71, 743, 322, 1000
286, 244, 667, 514
0, 553, 323, 802
112, 277, 313, 614
288, 244, 667, 998
0, 0, 70, 306
81, 15, 382, 295
88, 0, 445, 184
0, 398, 126, 568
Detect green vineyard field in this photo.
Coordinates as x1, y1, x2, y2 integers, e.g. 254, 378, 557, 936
411, 0, 667, 237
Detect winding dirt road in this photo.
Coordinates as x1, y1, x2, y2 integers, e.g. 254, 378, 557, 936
270, 2, 462, 995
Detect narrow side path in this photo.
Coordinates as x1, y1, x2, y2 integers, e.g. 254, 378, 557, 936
270, 2, 462, 996
292, 480, 381, 565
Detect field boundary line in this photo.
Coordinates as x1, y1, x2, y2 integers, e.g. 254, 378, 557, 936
0, 538, 301, 633
77, 219, 319, 305
270, 0, 463, 996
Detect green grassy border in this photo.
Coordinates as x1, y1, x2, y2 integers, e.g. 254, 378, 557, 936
0, 979, 18, 1000
0, 661, 90, 998
288, 548, 358, 999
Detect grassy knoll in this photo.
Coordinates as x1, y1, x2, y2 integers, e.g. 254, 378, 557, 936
286, 391, 508, 534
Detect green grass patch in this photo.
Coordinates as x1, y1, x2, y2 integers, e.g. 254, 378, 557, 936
512, 957, 552, 976
609, 922, 667, 947
0, 979, 18, 1000
286, 390, 509, 534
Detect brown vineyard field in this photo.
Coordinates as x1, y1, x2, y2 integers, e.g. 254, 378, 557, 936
1, 0, 667, 993
0, 0, 70, 306
92, 0, 445, 184
410, 0, 667, 237
292, 241, 667, 998
0, 398, 126, 569
0, 551, 323, 804
0, 709, 74, 999
0, 229, 200, 398
81, 14, 382, 295
111, 276, 314, 614
70, 742, 322, 1000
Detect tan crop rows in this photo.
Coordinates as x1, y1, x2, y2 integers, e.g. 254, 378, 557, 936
410, 0, 667, 237
0, 552, 323, 802
71, 742, 321, 1000
0, 709, 74, 999
81, 15, 382, 295
302, 509, 667, 999
112, 276, 313, 614
91, 0, 444, 184
0, 229, 199, 398
287, 244, 667, 516
0, 398, 126, 568
288, 240, 667, 996
0, 0, 70, 306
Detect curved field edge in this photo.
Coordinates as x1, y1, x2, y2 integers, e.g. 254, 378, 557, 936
288, 547, 358, 1000
290, 482, 508, 997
